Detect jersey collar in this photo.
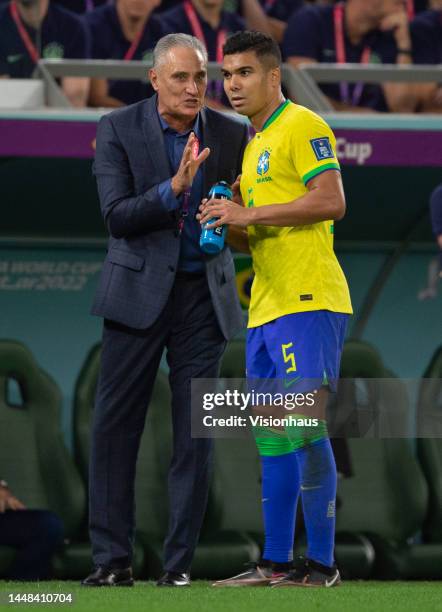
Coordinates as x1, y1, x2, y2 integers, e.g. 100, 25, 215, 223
260, 99, 291, 132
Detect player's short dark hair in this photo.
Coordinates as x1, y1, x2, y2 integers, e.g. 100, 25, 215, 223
223, 31, 281, 69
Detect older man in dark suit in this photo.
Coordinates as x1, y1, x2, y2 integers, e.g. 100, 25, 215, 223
82, 33, 247, 588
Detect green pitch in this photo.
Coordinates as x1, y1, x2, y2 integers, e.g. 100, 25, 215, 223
0, 581, 441, 612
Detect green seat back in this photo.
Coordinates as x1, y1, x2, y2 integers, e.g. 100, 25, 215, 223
336, 341, 428, 542
73, 343, 102, 484
417, 345, 442, 541
0, 340, 85, 537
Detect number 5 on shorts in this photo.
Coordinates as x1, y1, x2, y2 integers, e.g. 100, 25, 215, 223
281, 342, 297, 374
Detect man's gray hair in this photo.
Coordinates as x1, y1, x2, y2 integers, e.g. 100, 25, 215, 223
153, 33, 208, 68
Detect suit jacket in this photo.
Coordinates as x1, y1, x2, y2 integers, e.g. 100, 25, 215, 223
91, 95, 248, 340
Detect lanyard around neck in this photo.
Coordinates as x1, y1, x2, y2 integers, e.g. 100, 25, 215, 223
333, 2, 371, 107
9, 0, 40, 64
124, 27, 144, 61
183, 1, 226, 64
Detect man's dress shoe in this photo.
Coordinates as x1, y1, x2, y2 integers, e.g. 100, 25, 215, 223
81, 566, 134, 587
156, 571, 190, 587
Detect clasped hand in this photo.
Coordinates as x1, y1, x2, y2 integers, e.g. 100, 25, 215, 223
197, 174, 252, 229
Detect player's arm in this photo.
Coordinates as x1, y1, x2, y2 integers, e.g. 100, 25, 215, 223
88, 77, 125, 108
242, 0, 272, 35
225, 173, 250, 253
199, 169, 345, 229
62, 77, 90, 108
267, 17, 287, 44
62, 18, 91, 108
249, 169, 344, 226
380, 10, 418, 113
226, 225, 251, 254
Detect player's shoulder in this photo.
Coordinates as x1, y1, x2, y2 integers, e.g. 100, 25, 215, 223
285, 103, 334, 133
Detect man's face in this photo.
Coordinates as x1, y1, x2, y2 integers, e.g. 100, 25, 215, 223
118, 0, 161, 20
222, 51, 277, 118
150, 46, 207, 122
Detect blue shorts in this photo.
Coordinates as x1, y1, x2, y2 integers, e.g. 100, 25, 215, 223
246, 310, 349, 393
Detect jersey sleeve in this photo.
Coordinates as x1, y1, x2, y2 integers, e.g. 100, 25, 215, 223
291, 110, 340, 186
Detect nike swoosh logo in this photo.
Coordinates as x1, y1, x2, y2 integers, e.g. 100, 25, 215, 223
7, 54, 23, 63
283, 376, 301, 388
300, 485, 322, 491
325, 573, 339, 587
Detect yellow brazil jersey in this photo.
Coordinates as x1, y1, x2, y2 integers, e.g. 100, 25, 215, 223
240, 99, 353, 328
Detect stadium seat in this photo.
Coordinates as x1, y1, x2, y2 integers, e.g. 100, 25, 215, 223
72, 342, 259, 580
0, 340, 87, 578
335, 340, 442, 579
415, 346, 442, 571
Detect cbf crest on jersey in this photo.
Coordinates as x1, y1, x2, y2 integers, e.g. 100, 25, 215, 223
257, 149, 271, 175
310, 137, 334, 161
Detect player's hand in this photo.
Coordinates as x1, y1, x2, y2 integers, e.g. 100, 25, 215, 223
171, 132, 210, 197
232, 174, 244, 207
198, 197, 252, 228
0, 486, 26, 513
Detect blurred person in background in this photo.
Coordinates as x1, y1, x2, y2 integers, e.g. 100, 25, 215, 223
430, 185, 442, 281
283, 0, 419, 113
85, 0, 165, 107
160, 0, 270, 108
0, 0, 90, 107
419, 184, 442, 300
259, 0, 304, 43
265, 0, 350, 44
410, 5, 442, 112
0, 479, 63, 581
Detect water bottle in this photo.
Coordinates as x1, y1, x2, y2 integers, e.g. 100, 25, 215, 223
200, 181, 232, 254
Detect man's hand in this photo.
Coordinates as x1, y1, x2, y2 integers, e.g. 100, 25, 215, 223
0, 485, 26, 513
198, 197, 252, 228
171, 132, 210, 197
